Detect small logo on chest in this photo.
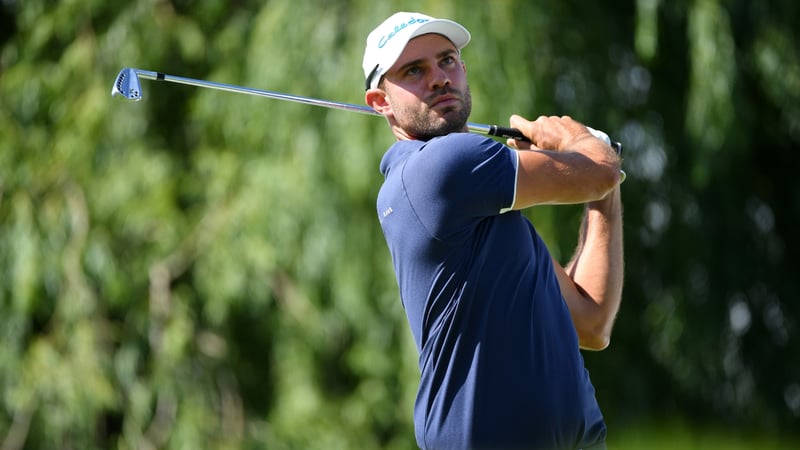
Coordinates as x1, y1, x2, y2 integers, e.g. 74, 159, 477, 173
380, 207, 394, 222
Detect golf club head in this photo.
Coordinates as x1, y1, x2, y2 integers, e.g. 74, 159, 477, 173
111, 68, 142, 100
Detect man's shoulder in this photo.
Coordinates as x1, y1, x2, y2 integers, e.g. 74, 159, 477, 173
383, 133, 512, 183
425, 132, 497, 150
390, 133, 498, 153
418, 133, 507, 166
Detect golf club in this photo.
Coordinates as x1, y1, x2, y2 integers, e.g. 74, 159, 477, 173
110, 67, 623, 157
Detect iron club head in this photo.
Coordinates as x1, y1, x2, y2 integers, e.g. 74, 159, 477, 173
111, 67, 143, 100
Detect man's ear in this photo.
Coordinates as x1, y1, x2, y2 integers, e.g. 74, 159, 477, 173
365, 89, 391, 115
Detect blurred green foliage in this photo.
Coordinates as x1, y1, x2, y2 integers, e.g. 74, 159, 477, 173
1, 0, 798, 448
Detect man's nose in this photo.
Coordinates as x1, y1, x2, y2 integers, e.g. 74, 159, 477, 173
429, 67, 451, 90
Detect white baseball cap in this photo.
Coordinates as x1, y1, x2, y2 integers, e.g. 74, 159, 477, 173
362, 12, 471, 90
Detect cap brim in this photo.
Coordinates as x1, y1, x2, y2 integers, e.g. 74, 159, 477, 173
409, 19, 470, 50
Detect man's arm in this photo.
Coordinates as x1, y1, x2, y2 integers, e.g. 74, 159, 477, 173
551, 187, 624, 350
507, 114, 622, 208
508, 114, 624, 349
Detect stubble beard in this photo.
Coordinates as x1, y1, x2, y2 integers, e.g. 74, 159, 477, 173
393, 86, 472, 141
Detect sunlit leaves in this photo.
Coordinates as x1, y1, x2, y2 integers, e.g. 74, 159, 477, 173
751, 27, 800, 140
686, 0, 735, 184
635, 0, 660, 61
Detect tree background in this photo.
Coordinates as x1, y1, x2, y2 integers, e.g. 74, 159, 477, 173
1, 0, 798, 449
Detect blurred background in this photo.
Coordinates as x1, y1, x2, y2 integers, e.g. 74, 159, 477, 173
1, 0, 798, 449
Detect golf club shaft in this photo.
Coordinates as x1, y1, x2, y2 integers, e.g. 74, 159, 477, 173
125, 68, 622, 154
131, 69, 527, 142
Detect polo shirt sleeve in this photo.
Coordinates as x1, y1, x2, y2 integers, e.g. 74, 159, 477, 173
401, 133, 519, 241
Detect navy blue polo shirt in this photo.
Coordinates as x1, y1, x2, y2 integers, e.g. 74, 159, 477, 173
377, 133, 606, 450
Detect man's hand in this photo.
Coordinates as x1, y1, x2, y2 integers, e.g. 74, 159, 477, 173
506, 114, 595, 151
505, 114, 622, 208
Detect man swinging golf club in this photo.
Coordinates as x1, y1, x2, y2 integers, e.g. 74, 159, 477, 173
364, 12, 623, 450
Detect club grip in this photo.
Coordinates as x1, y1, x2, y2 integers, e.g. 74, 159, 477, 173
487, 125, 530, 142
488, 125, 623, 155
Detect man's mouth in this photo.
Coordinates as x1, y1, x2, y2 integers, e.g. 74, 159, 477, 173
430, 94, 460, 109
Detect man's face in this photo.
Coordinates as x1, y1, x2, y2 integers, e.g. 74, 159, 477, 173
381, 33, 472, 140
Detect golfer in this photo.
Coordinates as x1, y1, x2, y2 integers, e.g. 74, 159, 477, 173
364, 11, 623, 450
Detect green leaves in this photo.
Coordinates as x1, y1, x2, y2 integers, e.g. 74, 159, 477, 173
1, 0, 799, 447
686, 0, 736, 185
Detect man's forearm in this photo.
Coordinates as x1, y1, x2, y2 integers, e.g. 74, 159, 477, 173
566, 186, 624, 341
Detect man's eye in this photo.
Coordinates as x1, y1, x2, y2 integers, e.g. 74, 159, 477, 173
405, 67, 421, 76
